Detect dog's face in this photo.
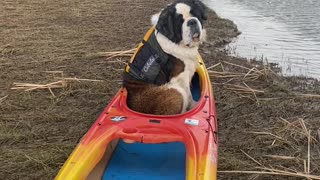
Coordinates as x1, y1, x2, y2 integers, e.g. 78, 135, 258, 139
152, 0, 207, 47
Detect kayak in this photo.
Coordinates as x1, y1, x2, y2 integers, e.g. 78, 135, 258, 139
55, 28, 218, 180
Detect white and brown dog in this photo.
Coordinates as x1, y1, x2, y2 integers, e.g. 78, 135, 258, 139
123, 0, 207, 115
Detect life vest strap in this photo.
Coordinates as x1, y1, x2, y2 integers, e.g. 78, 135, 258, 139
124, 26, 171, 86
126, 26, 156, 73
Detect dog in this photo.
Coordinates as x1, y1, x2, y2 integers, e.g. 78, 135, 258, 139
123, 0, 207, 115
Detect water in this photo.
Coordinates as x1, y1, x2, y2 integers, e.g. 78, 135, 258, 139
203, 0, 320, 78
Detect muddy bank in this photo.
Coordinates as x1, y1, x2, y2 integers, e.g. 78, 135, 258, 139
0, 0, 319, 179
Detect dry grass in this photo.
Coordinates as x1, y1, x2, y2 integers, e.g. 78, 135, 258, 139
208, 61, 267, 81
219, 118, 320, 179
219, 170, 320, 180
295, 93, 320, 98
98, 48, 136, 60
11, 71, 103, 97
207, 61, 272, 103
0, 95, 8, 103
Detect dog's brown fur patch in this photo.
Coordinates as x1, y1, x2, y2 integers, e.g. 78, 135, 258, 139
169, 57, 185, 79
127, 85, 183, 115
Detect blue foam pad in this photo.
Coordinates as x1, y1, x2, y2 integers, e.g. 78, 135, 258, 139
102, 141, 186, 180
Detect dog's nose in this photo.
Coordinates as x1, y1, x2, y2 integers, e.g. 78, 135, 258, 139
187, 19, 198, 27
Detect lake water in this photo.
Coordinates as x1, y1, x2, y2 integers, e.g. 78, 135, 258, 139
203, 0, 320, 78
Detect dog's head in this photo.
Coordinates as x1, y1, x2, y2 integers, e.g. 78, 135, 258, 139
152, 0, 207, 47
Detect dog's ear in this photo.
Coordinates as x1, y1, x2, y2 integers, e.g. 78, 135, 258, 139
156, 5, 180, 42
191, 0, 207, 23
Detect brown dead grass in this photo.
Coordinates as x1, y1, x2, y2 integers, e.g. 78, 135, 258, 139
0, 0, 319, 180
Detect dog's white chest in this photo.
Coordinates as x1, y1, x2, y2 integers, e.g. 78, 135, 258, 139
169, 59, 196, 85
166, 59, 197, 112
156, 31, 200, 112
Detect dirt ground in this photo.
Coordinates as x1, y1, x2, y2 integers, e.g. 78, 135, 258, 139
0, 0, 319, 179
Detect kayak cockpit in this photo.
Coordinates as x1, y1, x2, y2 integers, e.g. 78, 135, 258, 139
87, 73, 201, 180
88, 140, 186, 179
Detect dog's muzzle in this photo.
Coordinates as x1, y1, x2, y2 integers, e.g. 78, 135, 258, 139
187, 19, 201, 40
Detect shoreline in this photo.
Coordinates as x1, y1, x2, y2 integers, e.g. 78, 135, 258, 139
0, 0, 319, 179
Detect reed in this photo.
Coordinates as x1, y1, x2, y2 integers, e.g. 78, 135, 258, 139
0, 95, 8, 103
225, 117, 319, 179
94, 48, 136, 60
11, 71, 103, 97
